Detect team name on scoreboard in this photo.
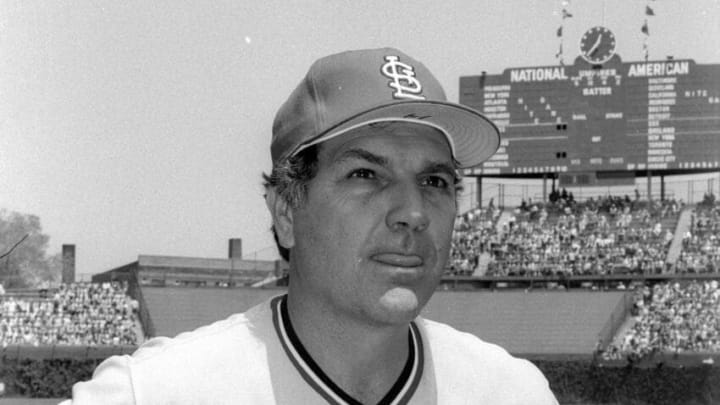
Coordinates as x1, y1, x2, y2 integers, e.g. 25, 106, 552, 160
510, 67, 568, 82
628, 61, 690, 77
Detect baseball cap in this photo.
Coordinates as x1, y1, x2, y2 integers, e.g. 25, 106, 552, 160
271, 47, 500, 169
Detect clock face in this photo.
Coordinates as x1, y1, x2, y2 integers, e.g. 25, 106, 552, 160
579, 26, 616, 65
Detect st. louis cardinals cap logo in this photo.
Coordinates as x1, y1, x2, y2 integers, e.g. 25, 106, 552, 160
381, 55, 425, 100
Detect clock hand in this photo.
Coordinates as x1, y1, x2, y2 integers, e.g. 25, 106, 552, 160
588, 34, 603, 56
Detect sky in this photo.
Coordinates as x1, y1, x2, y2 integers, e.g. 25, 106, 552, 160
1, 0, 718, 278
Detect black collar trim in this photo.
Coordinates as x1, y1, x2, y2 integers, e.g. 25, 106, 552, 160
271, 295, 423, 405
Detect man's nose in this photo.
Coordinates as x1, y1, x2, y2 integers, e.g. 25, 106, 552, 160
385, 182, 430, 233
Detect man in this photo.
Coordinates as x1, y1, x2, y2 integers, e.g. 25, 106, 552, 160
63, 48, 557, 404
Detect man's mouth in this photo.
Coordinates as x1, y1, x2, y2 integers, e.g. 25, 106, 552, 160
371, 253, 424, 268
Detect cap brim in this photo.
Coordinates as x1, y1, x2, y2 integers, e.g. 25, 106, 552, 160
294, 101, 500, 169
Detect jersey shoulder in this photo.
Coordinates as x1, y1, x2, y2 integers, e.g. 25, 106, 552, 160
417, 317, 558, 405
67, 296, 282, 405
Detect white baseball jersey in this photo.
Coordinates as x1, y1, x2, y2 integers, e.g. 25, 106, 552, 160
61, 295, 557, 404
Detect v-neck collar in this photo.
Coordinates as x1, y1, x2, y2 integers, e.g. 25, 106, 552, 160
271, 295, 424, 405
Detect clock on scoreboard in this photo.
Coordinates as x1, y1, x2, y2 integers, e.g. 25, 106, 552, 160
579, 26, 617, 65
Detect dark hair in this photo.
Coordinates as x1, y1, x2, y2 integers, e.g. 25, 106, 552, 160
263, 145, 320, 261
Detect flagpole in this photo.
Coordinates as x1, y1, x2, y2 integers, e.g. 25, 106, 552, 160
556, 0, 572, 66
642, 1, 655, 61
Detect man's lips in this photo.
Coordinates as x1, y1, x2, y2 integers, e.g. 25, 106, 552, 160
370, 253, 424, 267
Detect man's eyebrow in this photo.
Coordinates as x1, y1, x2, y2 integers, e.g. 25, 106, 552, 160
335, 148, 459, 179
334, 148, 388, 167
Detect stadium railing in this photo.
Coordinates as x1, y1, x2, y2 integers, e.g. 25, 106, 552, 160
596, 291, 634, 350
1, 344, 137, 361
126, 269, 154, 338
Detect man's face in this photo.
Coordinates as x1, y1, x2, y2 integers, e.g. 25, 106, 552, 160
287, 122, 457, 326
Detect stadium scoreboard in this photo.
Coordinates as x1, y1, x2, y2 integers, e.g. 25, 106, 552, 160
459, 56, 720, 176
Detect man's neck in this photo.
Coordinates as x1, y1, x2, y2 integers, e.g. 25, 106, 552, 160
285, 291, 412, 404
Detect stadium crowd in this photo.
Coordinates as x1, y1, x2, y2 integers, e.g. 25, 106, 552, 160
0, 282, 140, 346
449, 192, 681, 277
448, 203, 500, 276
675, 194, 720, 274
601, 280, 720, 361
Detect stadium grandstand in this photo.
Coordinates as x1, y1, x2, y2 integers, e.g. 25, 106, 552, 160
2, 195, 720, 403
0, 282, 139, 347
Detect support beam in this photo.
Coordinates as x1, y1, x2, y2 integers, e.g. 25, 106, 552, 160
660, 175, 665, 201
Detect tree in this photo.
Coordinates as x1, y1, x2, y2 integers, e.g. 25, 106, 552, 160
0, 209, 61, 289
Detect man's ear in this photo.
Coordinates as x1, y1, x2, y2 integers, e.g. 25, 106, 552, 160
265, 187, 295, 249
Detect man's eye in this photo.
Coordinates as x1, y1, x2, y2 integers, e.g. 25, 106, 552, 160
348, 169, 376, 179
422, 176, 450, 189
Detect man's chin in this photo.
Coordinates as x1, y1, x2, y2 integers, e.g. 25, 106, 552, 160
376, 287, 424, 322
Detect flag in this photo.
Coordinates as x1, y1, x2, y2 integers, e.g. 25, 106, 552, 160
641, 21, 649, 35
646, 6, 655, 16
556, 26, 563, 37
556, 42, 564, 65
562, 9, 573, 18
